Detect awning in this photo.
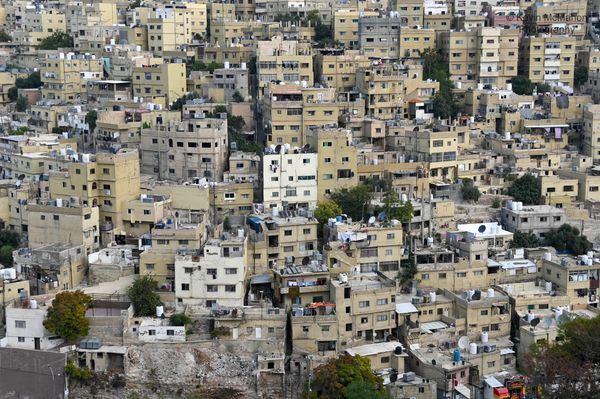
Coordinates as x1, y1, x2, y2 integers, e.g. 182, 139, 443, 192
396, 303, 418, 314
454, 384, 471, 398
524, 124, 569, 128
494, 387, 510, 398
250, 274, 272, 285
307, 302, 336, 308
420, 321, 448, 332
500, 348, 515, 355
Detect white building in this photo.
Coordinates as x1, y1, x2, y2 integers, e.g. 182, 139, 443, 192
262, 149, 317, 210
175, 236, 247, 309
136, 319, 186, 342
3, 298, 64, 350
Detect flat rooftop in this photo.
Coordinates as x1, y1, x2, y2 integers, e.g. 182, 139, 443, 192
345, 341, 404, 357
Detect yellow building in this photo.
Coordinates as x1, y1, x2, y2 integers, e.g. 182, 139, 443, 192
0, 72, 16, 105
333, 10, 377, 49
256, 36, 313, 98
398, 27, 436, 60
539, 171, 578, 206
41, 52, 103, 103
315, 50, 371, 92
132, 60, 186, 107
519, 35, 576, 89
306, 127, 358, 201
13, 10, 67, 47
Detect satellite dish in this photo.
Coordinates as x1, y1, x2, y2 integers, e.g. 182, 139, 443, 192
431, 359, 436, 365
368, 216, 376, 225
390, 372, 398, 383
542, 317, 553, 329
530, 318, 540, 328
458, 336, 470, 350
478, 225, 486, 233
18, 174, 25, 180
274, 144, 282, 153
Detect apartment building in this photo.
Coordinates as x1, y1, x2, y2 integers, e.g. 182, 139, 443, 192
333, 10, 377, 49
556, 158, 600, 202
246, 212, 319, 274
190, 65, 250, 103
524, 0, 587, 39
306, 127, 358, 201
140, 116, 228, 182
391, 0, 423, 25
93, 109, 153, 152
273, 260, 331, 309
123, 194, 171, 236
582, 104, 600, 163
261, 83, 339, 146
13, 10, 66, 47
41, 53, 103, 103
256, 36, 313, 97
131, 60, 186, 108
542, 256, 600, 309
324, 219, 406, 280
358, 15, 401, 59
440, 27, 519, 90
4, 298, 64, 350
262, 149, 317, 210
539, 172, 579, 206
502, 203, 566, 238
147, 7, 191, 54
398, 27, 436, 60
13, 244, 86, 294
519, 35, 577, 90
314, 49, 371, 92
223, 151, 260, 183
175, 236, 247, 309
26, 201, 100, 255
47, 149, 141, 244
139, 221, 207, 288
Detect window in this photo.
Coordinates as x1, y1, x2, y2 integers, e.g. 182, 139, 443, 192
224, 192, 235, 200
491, 323, 499, 331
361, 317, 368, 324
15, 320, 26, 328
303, 228, 311, 234
439, 272, 447, 279
381, 356, 390, 363
386, 233, 395, 239
376, 314, 388, 322
207, 285, 218, 292
487, 361, 496, 368
321, 326, 330, 332
359, 301, 370, 308
346, 323, 352, 331
225, 285, 236, 292
145, 264, 155, 271
377, 298, 388, 305
18, 337, 25, 342
181, 283, 189, 291
457, 272, 467, 278
225, 268, 237, 274
148, 330, 156, 336
284, 230, 292, 236
421, 274, 429, 280
481, 310, 488, 316
166, 330, 174, 336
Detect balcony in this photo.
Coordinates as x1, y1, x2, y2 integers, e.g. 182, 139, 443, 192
544, 58, 561, 67
545, 47, 561, 55
544, 73, 560, 80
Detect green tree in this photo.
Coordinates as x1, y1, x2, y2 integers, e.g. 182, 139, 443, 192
511, 76, 535, 95
0, 230, 20, 248
344, 380, 392, 399
127, 276, 163, 317
536, 82, 552, 93
38, 32, 74, 50
0, 30, 12, 42
43, 290, 93, 343
315, 200, 343, 238
223, 216, 232, 232
461, 178, 481, 202
232, 91, 244, 102
508, 174, 540, 205
543, 224, 592, 255
382, 191, 413, 223
523, 315, 600, 398
509, 231, 540, 248
575, 66, 589, 88
305, 355, 389, 399
170, 92, 201, 111
7, 86, 18, 102
85, 110, 97, 132
421, 48, 459, 119
15, 96, 28, 112
492, 197, 502, 208
170, 313, 192, 326
0, 245, 14, 266
330, 185, 372, 222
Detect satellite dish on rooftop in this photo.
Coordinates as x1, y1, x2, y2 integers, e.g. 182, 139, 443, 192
17, 174, 25, 181
478, 225, 486, 233
368, 216, 376, 226
458, 336, 470, 350
530, 318, 540, 328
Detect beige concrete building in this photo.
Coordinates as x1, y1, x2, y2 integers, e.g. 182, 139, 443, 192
583, 104, 600, 162
314, 50, 371, 92
519, 35, 577, 90
140, 116, 228, 182
256, 36, 313, 98
13, 244, 87, 294
333, 10, 377, 49
541, 256, 600, 309
440, 27, 519, 90
132, 60, 186, 108
41, 52, 103, 103
306, 127, 358, 201
0, 72, 16, 105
